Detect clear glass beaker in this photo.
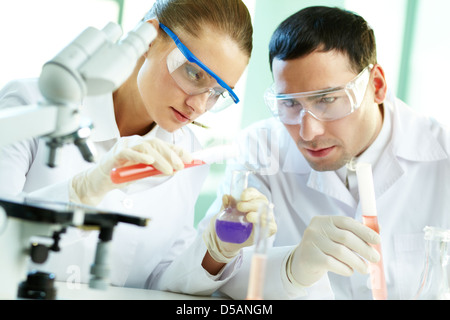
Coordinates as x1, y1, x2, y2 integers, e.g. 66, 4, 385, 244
414, 226, 450, 300
215, 170, 253, 244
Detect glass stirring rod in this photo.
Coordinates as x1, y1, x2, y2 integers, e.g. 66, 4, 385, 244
356, 163, 388, 300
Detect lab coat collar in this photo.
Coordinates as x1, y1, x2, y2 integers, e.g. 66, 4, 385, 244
389, 93, 448, 162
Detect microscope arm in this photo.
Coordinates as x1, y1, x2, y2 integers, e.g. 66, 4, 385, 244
0, 104, 57, 147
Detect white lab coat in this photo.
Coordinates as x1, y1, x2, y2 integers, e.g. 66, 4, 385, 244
155, 91, 450, 300
0, 79, 209, 288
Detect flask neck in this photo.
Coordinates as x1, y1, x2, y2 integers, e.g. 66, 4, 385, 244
229, 170, 250, 201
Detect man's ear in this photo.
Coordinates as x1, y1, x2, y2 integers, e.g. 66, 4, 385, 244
372, 64, 387, 104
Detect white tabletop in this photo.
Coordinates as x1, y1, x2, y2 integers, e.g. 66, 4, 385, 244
55, 282, 223, 300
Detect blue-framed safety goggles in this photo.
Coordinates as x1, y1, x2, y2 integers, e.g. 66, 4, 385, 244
159, 22, 239, 112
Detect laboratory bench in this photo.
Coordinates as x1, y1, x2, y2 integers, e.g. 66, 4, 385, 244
55, 282, 223, 300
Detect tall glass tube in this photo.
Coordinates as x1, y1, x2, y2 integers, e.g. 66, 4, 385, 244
414, 226, 450, 300
356, 163, 387, 300
215, 170, 253, 244
246, 203, 274, 300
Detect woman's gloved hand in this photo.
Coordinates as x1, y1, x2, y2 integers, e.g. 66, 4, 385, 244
203, 188, 277, 263
70, 136, 192, 206
286, 216, 381, 288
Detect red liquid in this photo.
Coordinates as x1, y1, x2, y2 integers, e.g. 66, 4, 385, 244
363, 215, 388, 300
246, 254, 267, 300
110, 160, 206, 184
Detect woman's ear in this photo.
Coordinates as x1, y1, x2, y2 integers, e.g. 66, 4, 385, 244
146, 19, 160, 31
372, 64, 387, 104
143, 19, 160, 57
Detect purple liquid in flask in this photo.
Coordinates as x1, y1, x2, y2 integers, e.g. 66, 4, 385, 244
216, 208, 253, 244
215, 170, 253, 244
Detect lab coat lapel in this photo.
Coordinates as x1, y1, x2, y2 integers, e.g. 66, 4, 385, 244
390, 97, 447, 162
371, 145, 404, 199
369, 96, 447, 201
307, 170, 357, 209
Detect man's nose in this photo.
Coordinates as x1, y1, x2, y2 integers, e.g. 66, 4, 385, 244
299, 110, 326, 142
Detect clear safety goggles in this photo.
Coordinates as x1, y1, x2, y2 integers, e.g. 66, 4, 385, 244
264, 65, 373, 124
160, 23, 239, 113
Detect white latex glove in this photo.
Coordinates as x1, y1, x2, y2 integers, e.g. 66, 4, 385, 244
286, 216, 381, 288
203, 188, 277, 263
70, 136, 192, 206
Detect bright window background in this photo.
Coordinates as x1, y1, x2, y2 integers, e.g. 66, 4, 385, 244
0, 0, 119, 87
0, 1, 449, 226
408, 0, 450, 123
345, 0, 407, 98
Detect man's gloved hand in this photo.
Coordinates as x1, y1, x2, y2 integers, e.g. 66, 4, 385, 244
70, 136, 192, 206
286, 216, 381, 288
203, 188, 277, 264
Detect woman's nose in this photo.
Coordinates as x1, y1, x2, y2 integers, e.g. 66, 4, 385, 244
185, 92, 209, 114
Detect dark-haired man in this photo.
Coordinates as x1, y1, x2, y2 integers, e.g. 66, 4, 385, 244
157, 6, 450, 300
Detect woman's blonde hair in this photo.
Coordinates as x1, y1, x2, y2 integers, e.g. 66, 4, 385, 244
144, 0, 253, 58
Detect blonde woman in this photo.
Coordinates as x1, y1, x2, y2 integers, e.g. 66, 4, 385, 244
0, 0, 256, 289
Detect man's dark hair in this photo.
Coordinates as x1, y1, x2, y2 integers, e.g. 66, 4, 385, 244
269, 6, 377, 73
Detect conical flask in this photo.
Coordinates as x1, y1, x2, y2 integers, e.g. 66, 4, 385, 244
414, 226, 450, 300
215, 170, 253, 244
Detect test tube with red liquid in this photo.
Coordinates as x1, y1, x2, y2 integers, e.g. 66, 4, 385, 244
110, 160, 205, 184
356, 163, 388, 300
110, 144, 238, 184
